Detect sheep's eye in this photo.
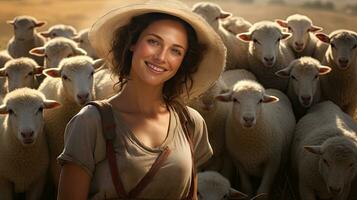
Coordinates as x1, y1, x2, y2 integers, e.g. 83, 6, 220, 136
253, 38, 259, 44
233, 98, 239, 103
323, 159, 329, 166
349, 163, 354, 168
331, 43, 336, 48
62, 75, 68, 80
352, 44, 357, 49
314, 75, 318, 79
287, 26, 292, 32
291, 75, 297, 80
276, 38, 281, 43
8, 109, 14, 115
28, 71, 34, 76
90, 71, 94, 77
52, 33, 57, 37
258, 99, 263, 104
79, 39, 84, 43
37, 107, 43, 114
67, 54, 73, 58
44, 54, 48, 58
28, 26, 34, 30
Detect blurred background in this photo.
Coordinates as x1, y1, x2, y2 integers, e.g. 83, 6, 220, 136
0, 0, 356, 49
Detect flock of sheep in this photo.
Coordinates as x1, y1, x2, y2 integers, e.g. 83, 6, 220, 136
0, 1, 356, 200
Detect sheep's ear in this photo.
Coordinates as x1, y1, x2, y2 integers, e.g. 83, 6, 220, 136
215, 91, 232, 102
237, 32, 252, 42
262, 94, 279, 103
43, 68, 61, 77
309, 25, 323, 32
304, 145, 322, 155
35, 21, 46, 27
315, 33, 330, 44
29, 47, 45, 57
218, 11, 232, 19
275, 66, 291, 78
0, 104, 8, 114
93, 59, 105, 70
6, 20, 15, 25
275, 19, 288, 28
281, 32, 292, 40
251, 193, 268, 200
74, 47, 87, 56
318, 65, 331, 75
43, 99, 61, 109
227, 188, 248, 199
34, 66, 44, 75
0, 68, 6, 77
39, 31, 51, 38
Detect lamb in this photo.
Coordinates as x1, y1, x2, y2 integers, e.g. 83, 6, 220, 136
221, 16, 252, 35
291, 101, 357, 200
72, 28, 98, 59
6, 16, 46, 65
30, 37, 87, 69
197, 171, 248, 200
314, 30, 357, 116
275, 56, 331, 118
192, 2, 249, 70
221, 68, 257, 88
0, 88, 60, 200
275, 14, 325, 59
238, 21, 295, 92
39, 24, 77, 39
216, 80, 296, 198
38, 55, 102, 187
0, 57, 43, 92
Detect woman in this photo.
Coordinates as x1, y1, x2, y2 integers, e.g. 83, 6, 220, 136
57, 0, 226, 199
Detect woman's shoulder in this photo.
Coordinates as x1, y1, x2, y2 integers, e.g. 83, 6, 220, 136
185, 106, 204, 123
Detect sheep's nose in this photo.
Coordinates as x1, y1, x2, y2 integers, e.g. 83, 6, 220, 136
295, 42, 304, 47
243, 116, 254, 123
21, 131, 34, 139
301, 95, 311, 104
77, 93, 89, 102
338, 58, 348, 65
264, 56, 274, 62
329, 186, 341, 194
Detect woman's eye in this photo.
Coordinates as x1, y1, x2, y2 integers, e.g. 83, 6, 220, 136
171, 48, 182, 56
148, 39, 160, 46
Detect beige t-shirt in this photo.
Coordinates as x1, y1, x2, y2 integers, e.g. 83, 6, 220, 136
58, 104, 212, 199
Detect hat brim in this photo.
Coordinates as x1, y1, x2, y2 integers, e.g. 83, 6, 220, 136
89, 0, 226, 101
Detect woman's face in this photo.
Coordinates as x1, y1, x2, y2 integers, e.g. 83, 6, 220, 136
130, 19, 188, 87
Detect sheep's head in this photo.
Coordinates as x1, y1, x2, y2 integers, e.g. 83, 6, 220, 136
189, 79, 228, 113
0, 58, 43, 92
7, 16, 46, 41
238, 21, 291, 68
316, 30, 357, 70
30, 37, 87, 69
222, 17, 252, 35
304, 136, 357, 197
40, 24, 77, 39
275, 57, 331, 107
43, 56, 103, 106
192, 2, 231, 30
276, 14, 322, 53
216, 80, 278, 128
198, 171, 248, 200
0, 88, 60, 146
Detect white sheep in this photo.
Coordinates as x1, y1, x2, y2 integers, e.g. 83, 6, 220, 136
275, 14, 324, 59
39, 24, 77, 39
275, 56, 331, 118
198, 171, 248, 200
238, 21, 295, 92
291, 101, 357, 200
216, 80, 296, 198
0, 57, 43, 92
38, 55, 102, 187
72, 28, 98, 59
6, 16, 46, 65
0, 88, 60, 200
30, 37, 87, 69
314, 30, 357, 116
222, 16, 252, 35
0, 51, 12, 103
221, 68, 257, 89
94, 67, 120, 100
192, 2, 249, 70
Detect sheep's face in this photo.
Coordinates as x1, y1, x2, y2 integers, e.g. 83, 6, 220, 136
329, 33, 357, 70
2, 64, 41, 92
5, 100, 45, 146
12, 19, 37, 41
74, 31, 97, 58
286, 20, 313, 53
45, 27, 76, 39
192, 3, 230, 30
250, 28, 284, 68
61, 64, 95, 106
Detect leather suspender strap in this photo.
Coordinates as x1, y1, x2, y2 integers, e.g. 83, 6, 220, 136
86, 101, 127, 198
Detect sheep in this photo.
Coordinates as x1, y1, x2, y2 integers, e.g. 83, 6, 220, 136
72, 28, 98, 59
192, 2, 249, 70
221, 16, 252, 35
291, 101, 357, 200
0, 51, 12, 103
30, 37, 87, 69
216, 80, 296, 198
0, 57, 43, 93
237, 21, 295, 92
197, 171, 248, 200
6, 16, 46, 65
39, 24, 77, 39
275, 14, 325, 59
38, 55, 103, 187
275, 56, 331, 118
314, 30, 357, 116
0, 88, 60, 200
221, 68, 257, 89
94, 67, 119, 100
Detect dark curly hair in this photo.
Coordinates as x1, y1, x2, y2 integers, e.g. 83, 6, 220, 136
109, 12, 206, 103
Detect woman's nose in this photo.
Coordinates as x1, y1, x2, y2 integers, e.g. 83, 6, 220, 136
153, 48, 167, 63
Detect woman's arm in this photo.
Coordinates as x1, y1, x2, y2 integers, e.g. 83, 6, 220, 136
57, 163, 91, 200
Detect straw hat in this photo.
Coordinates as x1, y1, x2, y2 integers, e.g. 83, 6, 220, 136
89, 0, 226, 100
